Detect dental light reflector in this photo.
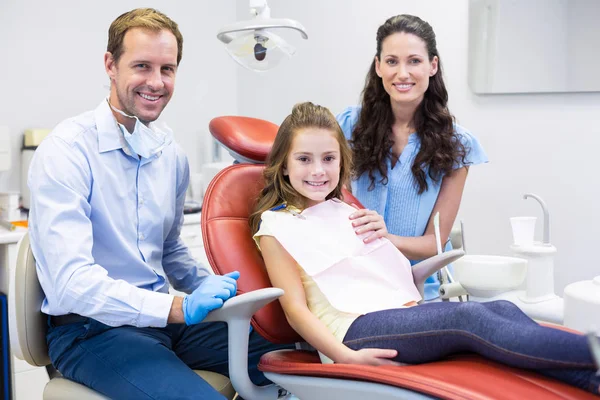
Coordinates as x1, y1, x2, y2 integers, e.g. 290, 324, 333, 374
217, 0, 308, 72
224, 30, 296, 72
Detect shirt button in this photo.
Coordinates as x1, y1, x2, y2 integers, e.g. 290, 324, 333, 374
139, 198, 144, 205
139, 233, 145, 240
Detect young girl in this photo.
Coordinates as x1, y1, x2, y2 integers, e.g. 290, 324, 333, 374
250, 102, 600, 395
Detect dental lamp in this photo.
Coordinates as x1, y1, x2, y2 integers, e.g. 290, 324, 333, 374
217, 0, 308, 72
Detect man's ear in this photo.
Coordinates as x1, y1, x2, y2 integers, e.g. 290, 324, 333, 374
104, 52, 116, 79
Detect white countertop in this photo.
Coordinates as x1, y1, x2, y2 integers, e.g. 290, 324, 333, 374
0, 214, 200, 243
0, 227, 26, 244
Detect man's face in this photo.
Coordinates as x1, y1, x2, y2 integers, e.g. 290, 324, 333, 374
105, 28, 178, 130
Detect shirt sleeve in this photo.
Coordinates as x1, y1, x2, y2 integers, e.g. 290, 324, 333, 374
28, 133, 173, 328
453, 124, 489, 169
162, 146, 210, 294
252, 211, 279, 250
335, 106, 361, 141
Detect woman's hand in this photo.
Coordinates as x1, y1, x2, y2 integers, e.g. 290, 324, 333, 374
349, 208, 389, 243
340, 348, 402, 366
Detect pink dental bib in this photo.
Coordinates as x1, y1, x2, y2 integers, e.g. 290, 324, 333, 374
266, 199, 421, 314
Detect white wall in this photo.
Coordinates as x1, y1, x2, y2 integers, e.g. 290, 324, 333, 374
235, 0, 600, 292
0, 0, 238, 192
1, 0, 599, 292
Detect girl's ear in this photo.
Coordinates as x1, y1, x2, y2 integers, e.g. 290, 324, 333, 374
283, 165, 288, 176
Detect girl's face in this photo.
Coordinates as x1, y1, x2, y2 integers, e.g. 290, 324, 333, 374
375, 32, 438, 108
284, 128, 341, 208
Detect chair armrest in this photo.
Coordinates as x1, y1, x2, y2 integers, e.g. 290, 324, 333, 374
203, 287, 284, 400
412, 249, 465, 297
203, 287, 283, 323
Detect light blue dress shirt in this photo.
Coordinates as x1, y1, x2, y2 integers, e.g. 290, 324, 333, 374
336, 106, 489, 300
28, 100, 209, 327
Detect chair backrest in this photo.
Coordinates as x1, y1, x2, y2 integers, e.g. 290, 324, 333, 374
201, 163, 302, 343
14, 232, 50, 366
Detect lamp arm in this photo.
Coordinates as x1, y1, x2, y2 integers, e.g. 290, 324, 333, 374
250, 0, 271, 19
217, 18, 308, 44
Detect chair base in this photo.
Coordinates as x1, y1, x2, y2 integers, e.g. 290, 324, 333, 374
43, 377, 108, 400
264, 373, 437, 400
42, 370, 235, 400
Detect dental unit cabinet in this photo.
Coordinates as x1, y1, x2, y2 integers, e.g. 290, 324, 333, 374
457, 193, 565, 324
506, 193, 564, 323
564, 276, 600, 335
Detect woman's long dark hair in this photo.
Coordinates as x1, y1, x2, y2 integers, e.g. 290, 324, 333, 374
352, 14, 466, 193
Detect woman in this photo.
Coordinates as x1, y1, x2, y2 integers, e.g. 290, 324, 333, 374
337, 15, 488, 300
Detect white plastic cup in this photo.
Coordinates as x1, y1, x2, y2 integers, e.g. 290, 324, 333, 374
510, 216, 536, 246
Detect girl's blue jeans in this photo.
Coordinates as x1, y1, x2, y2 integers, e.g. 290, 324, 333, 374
47, 318, 292, 399
343, 300, 600, 395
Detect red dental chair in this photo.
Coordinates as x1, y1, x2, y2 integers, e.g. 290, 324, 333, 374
202, 116, 597, 400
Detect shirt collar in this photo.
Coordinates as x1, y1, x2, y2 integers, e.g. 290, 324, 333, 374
94, 99, 134, 156
407, 132, 418, 144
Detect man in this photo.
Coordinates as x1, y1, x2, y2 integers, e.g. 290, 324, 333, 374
28, 8, 289, 399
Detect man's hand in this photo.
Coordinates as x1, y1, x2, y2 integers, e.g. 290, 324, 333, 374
182, 271, 240, 325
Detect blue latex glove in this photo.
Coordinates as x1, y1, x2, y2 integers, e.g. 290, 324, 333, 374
182, 271, 240, 325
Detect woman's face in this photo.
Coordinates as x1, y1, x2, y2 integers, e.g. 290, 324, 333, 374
375, 32, 438, 109
284, 128, 341, 208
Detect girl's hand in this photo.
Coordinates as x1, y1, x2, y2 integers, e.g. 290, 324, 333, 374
341, 348, 401, 366
349, 208, 389, 243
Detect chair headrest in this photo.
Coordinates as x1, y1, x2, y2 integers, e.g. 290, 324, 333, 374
209, 116, 278, 164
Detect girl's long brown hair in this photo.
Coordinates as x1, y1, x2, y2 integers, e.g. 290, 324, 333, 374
250, 102, 353, 234
352, 14, 467, 193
